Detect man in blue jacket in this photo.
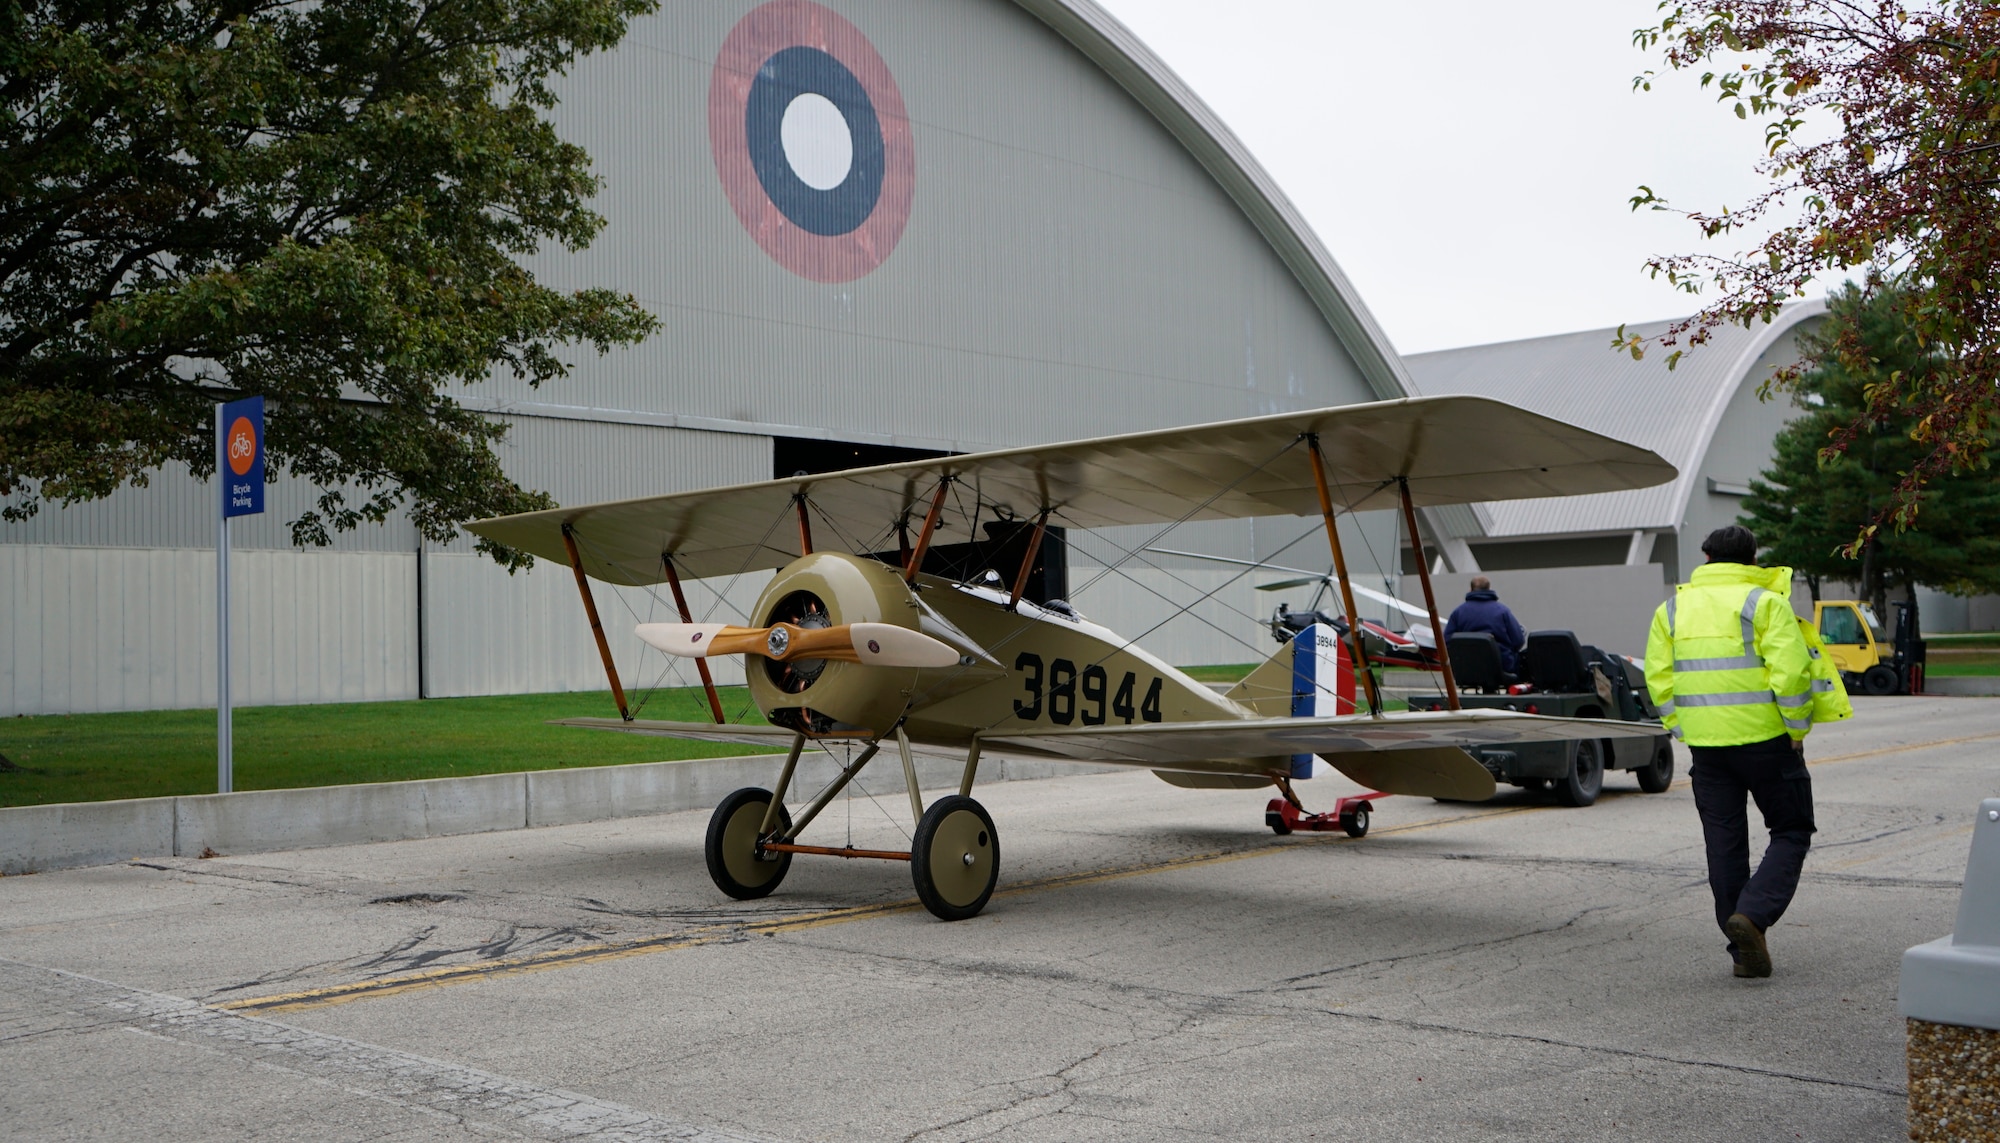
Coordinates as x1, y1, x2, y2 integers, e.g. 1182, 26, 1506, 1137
1445, 576, 1528, 673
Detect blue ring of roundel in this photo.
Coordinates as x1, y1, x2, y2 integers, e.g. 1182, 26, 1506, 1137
746, 46, 886, 237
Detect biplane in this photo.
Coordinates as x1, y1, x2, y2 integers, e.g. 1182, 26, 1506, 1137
465, 396, 1675, 920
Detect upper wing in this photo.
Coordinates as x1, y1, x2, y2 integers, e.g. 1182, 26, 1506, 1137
983, 709, 1658, 766
464, 395, 1675, 585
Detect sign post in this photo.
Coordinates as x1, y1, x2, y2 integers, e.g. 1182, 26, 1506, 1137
217, 397, 264, 793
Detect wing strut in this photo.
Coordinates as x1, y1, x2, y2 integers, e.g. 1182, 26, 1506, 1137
904, 476, 953, 583
793, 493, 814, 556
1305, 436, 1383, 716
562, 524, 632, 722
1007, 509, 1051, 611
1397, 477, 1460, 710
662, 553, 726, 724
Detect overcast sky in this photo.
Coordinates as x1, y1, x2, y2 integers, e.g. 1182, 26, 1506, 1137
1094, 0, 1795, 356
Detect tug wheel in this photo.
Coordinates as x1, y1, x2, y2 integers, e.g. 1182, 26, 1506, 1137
912, 795, 999, 921
1635, 736, 1675, 794
1554, 738, 1605, 807
705, 787, 792, 900
1266, 802, 1293, 835
1339, 803, 1371, 839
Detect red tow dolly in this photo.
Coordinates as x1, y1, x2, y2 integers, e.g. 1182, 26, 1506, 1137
1266, 779, 1386, 839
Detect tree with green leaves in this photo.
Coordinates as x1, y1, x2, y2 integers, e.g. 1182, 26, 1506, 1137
1625, 1, 2000, 537
0, 0, 659, 566
1740, 284, 2000, 617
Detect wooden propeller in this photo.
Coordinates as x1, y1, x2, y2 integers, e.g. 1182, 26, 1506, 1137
634, 622, 962, 668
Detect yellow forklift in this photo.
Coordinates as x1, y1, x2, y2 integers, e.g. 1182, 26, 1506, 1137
1814, 598, 1927, 695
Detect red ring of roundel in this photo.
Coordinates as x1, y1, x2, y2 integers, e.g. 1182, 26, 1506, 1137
708, 0, 915, 283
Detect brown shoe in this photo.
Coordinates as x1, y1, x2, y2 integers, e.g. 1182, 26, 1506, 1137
1726, 913, 1772, 978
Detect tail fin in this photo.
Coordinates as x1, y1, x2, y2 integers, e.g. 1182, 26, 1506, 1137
1224, 623, 1355, 778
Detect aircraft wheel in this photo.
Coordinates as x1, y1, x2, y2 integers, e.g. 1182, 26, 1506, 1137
705, 787, 792, 901
911, 795, 999, 921
1554, 738, 1604, 807
1862, 664, 1900, 696
1339, 803, 1371, 838
1635, 737, 1675, 794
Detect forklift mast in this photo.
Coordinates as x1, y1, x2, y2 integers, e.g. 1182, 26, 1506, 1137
1892, 598, 1927, 694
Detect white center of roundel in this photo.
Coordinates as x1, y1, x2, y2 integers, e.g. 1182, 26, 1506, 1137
780, 93, 853, 190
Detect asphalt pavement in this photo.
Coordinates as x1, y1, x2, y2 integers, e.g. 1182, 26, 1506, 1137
3, 694, 1993, 1141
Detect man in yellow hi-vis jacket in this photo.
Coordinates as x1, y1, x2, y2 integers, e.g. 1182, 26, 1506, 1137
1645, 526, 1822, 979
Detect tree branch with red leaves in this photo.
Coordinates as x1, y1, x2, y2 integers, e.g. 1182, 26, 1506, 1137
1623, 0, 2000, 547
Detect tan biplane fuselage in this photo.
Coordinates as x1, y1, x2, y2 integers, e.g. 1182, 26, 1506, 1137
736, 550, 1262, 773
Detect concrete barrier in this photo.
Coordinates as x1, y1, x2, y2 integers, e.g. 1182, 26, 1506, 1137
175, 771, 530, 860
1900, 799, 2000, 1140
0, 797, 176, 874
1, 750, 1113, 875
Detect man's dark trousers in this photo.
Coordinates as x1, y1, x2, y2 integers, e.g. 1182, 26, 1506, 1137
1688, 733, 1817, 954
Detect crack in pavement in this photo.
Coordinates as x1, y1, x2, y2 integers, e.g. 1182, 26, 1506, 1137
1313, 1008, 1907, 1097
764, 921, 1905, 1137
1258, 903, 1619, 991
1, 957, 783, 1142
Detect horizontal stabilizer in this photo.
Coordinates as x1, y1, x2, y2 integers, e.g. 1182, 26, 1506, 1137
1322, 747, 1495, 802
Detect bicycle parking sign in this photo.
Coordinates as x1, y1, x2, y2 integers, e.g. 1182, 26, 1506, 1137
219, 395, 264, 517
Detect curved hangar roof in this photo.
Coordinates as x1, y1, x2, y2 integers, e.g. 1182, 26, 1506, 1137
470, 0, 1423, 459
1404, 302, 1827, 540
1012, 0, 1415, 402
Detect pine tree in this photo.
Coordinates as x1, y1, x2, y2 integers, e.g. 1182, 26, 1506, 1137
1741, 285, 2000, 617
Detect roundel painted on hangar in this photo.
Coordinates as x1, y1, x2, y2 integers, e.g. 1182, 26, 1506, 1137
708, 0, 915, 282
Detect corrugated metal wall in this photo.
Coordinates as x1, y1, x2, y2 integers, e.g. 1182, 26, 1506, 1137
419, 553, 763, 700
2, 546, 416, 714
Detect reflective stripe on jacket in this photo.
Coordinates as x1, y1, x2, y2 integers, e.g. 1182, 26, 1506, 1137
1643, 563, 1817, 747
1798, 616, 1854, 727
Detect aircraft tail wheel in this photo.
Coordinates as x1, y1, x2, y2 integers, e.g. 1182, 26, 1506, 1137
911, 795, 999, 921
1339, 803, 1370, 839
705, 787, 792, 900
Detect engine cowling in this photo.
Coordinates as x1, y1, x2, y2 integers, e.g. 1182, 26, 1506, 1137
746, 552, 926, 736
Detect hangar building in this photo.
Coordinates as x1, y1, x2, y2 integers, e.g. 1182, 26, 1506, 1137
1401, 302, 1999, 655
3, 0, 1418, 717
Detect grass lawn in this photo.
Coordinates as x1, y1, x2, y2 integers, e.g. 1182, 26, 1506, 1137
1181, 663, 1257, 684
1925, 632, 2000, 648
0, 687, 773, 808
1929, 660, 2000, 677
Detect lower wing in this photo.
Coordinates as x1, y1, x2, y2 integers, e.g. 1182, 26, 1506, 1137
985, 710, 1662, 800
550, 718, 802, 747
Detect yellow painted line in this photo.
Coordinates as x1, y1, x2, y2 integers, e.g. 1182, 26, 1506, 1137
219, 802, 1546, 1014
219, 728, 1994, 1015
1809, 729, 2000, 767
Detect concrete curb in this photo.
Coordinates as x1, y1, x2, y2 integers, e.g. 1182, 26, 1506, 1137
0, 751, 1110, 875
